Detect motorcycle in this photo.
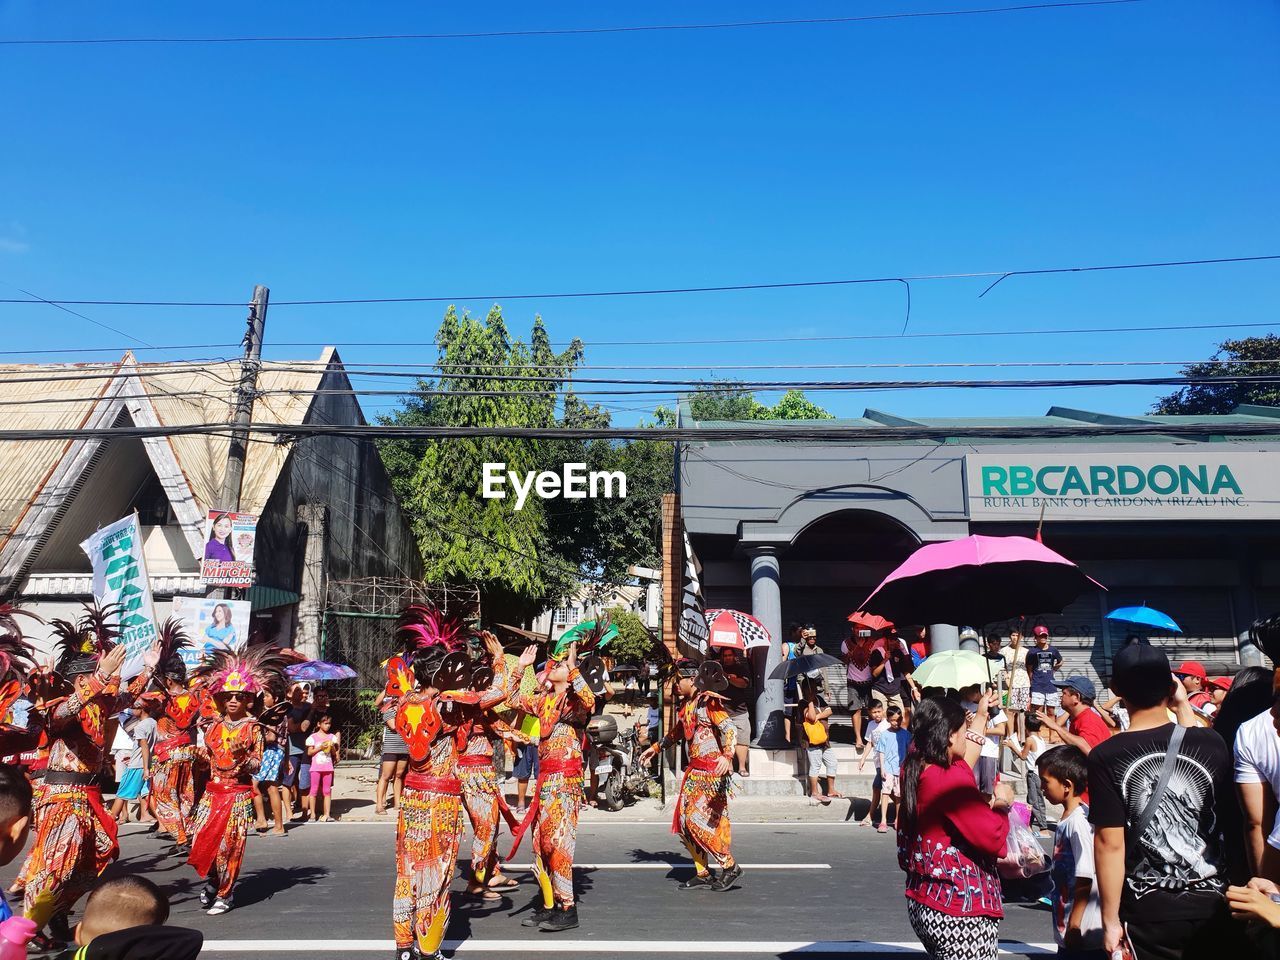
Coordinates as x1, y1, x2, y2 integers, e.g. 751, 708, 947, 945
586, 715, 653, 812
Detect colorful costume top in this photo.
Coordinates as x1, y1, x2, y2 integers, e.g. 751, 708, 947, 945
457, 659, 524, 761
661, 693, 736, 761
511, 669, 595, 763
385, 653, 414, 699
395, 693, 460, 776
47, 672, 149, 776
201, 717, 263, 783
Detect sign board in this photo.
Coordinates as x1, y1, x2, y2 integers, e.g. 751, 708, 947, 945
79, 513, 159, 679
200, 511, 258, 587
678, 530, 709, 656
967, 452, 1280, 521
170, 595, 252, 670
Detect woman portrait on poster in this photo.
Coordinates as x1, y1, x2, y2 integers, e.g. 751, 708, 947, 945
205, 513, 236, 561
203, 603, 239, 658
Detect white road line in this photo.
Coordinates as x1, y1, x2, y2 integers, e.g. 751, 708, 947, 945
202, 938, 1055, 954
504, 862, 830, 870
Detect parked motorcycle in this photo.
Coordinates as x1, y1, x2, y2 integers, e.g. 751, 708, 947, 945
586, 715, 653, 812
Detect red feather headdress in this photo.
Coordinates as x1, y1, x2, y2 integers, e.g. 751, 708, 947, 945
395, 601, 474, 655
192, 645, 292, 697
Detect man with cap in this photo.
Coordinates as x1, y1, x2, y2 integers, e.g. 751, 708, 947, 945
1087, 642, 1248, 959
1175, 661, 1213, 710
641, 660, 741, 892
1024, 626, 1063, 711
1037, 675, 1112, 756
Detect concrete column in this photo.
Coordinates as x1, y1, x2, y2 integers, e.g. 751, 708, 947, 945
748, 546, 787, 748
1234, 579, 1263, 668
294, 502, 329, 660
930, 623, 960, 653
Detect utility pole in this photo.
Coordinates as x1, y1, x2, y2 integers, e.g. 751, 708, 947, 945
220, 284, 268, 511
208, 284, 267, 601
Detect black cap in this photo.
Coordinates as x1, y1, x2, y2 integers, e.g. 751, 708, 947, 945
1110, 642, 1173, 703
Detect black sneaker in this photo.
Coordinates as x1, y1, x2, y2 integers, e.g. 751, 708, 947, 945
539, 905, 579, 932
679, 874, 713, 890
198, 885, 217, 909
521, 905, 553, 927
712, 863, 743, 892
394, 950, 414, 960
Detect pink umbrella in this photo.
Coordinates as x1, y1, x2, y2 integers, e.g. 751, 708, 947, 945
859, 534, 1103, 627
705, 609, 772, 651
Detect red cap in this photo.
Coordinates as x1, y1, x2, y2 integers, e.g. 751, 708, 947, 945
1032, 625, 1050, 637
1207, 675, 1233, 691
1174, 661, 1207, 680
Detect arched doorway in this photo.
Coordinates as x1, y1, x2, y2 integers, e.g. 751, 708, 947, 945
782, 509, 920, 653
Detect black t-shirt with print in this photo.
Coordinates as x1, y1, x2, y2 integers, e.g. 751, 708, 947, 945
1087, 723, 1231, 922
869, 641, 913, 696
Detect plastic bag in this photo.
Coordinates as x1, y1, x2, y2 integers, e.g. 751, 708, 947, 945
997, 811, 1049, 879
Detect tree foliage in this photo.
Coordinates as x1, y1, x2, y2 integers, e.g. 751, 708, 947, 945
654, 382, 834, 423
1152, 335, 1280, 414
604, 605, 656, 663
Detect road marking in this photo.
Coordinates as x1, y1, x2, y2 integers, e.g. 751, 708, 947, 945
504, 862, 830, 870
202, 938, 1055, 954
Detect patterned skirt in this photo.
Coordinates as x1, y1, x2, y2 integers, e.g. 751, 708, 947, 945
906, 899, 1000, 960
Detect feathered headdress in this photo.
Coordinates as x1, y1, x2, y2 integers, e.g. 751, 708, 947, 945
154, 617, 193, 685
550, 614, 616, 662
192, 645, 292, 698
54, 601, 122, 676
396, 601, 475, 655
0, 600, 39, 682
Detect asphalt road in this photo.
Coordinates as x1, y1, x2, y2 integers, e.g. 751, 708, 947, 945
5, 818, 1056, 959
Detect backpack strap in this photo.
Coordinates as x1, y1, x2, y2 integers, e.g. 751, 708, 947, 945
1132, 724, 1187, 844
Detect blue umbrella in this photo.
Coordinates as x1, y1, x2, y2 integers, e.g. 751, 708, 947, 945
286, 660, 358, 682
1105, 605, 1182, 634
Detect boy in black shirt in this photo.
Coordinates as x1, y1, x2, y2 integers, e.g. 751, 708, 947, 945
1088, 643, 1253, 959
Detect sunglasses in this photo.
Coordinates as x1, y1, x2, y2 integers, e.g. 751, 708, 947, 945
223, 692, 251, 701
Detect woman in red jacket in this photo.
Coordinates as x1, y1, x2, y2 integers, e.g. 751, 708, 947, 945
897, 695, 1013, 960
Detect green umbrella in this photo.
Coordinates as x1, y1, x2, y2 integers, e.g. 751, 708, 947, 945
913, 649, 990, 691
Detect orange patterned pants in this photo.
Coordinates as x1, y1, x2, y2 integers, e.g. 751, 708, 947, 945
532, 771, 582, 907
22, 785, 118, 919
675, 769, 734, 871
150, 748, 196, 845
461, 763, 503, 884
394, 784, 463, 953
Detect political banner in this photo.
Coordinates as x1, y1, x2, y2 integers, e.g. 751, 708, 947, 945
170, 596, 252, 670
678, 530, 709, 657
200, 510, 257, 588
79, 513, 159, 679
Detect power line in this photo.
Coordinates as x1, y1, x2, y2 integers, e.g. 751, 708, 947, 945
0, 1, 1144, 46
0, 420, 1274, 443
0, 281, 155, 347
0, 254, 1274, 309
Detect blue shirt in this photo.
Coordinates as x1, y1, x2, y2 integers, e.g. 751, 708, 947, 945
1026, 645, 1062, 694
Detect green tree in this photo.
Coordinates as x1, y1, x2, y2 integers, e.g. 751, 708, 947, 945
654, 382, 834, 423
1153, 335, 1280, 414
604, 606, 656, 663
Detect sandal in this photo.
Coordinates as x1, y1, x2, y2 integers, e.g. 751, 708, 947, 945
467, 885, 502, 901
488, 875, 520, 890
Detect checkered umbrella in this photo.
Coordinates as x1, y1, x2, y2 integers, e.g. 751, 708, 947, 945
705, 608, 771, 651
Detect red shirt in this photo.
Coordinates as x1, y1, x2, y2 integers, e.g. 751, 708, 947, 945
1069, 708, 1112, 751
898, 758, 1009, 918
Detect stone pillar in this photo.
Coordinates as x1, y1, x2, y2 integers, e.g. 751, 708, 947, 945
748, 546, 787, 748
930, 623, 961, 653
294, 502, 329, 660
1234, 577, 1263, 668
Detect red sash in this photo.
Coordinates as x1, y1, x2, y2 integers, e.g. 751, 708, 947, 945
672, 754, 726, 835
186, 781, 251, 877
505, 755, 583, 860
83, 786, 120, 864
457, 754, 494, 768
155, 732, 193, 763
403, 773, 462, 795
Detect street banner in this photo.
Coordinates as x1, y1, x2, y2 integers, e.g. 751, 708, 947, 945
678, 530, 709, 657
79, 513, 159, 679
200, 510, 257, 587
170, 595, 252, 670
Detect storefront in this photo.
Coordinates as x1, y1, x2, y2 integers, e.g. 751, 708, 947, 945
673, 403, 1280, 744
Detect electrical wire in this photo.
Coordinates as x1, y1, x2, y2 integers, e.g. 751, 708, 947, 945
1, 254, 1274, 308
0, 2, 1145, 46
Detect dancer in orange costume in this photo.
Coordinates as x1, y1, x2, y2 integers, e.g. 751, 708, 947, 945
147, 618, 198, 853
642, 660, 741, 891
23, 603, 156, 947
453, 631, 524, 900
506, 626, 601, 934
391, 600, 504, 960
187, 646, 289, 916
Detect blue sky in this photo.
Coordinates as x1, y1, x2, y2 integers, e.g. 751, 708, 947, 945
1, 0, 1278, 424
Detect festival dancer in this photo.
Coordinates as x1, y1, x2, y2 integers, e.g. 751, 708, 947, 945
391, 600, 490, 960
641, 659, 741, 892
147, 618, 198, 854
187, 646, 289, 916
23, 603, 156, 946
455, 630, 523, 900
506, 631, 598, 933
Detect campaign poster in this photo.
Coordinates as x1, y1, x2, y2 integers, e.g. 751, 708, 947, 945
170, 595, 253, 670
79, 513, 159, 679
199, 510, 257, 588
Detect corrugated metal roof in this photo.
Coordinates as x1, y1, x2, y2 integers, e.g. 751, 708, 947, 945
0, 351, 331, 539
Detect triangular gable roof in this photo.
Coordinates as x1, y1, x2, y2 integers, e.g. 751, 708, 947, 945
0, 349, 333, 590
